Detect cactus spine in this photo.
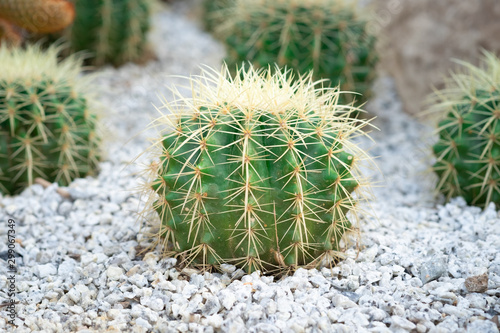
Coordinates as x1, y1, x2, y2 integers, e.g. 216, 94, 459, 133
0, 44, 101, 195
0, 0, 75, 34
432, 52, 500, 208
70, 0, 152, 67
218, 0, 378, 105
142, 65, 373, 273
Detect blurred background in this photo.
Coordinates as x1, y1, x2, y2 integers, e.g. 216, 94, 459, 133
186, 0, 500, 116
372, 0, 500, 115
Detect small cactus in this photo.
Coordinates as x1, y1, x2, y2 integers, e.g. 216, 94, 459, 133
0, 44, 101, 195
69, 0, 153, 67
432, 52, 500, 208
218, 0, 378, 105
141, 65, 374, 273
0, 0, 75, 34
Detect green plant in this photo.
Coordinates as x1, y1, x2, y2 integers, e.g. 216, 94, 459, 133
141, 65, 374, 273
69, 0, 153, 67
218, 0, 378, 106
0, 44, 101, 195
432, 52, 500, 208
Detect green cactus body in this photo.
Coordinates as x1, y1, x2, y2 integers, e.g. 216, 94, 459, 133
143, 65, 373, 273
0, 45, 100, 195
432, 52, 500, 208
70, 0, 152, 67
218, 0, 377, 106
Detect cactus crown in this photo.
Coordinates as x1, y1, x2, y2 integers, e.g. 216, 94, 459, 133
0, 43, 81, 82
217, 0, 377, 106
0, 44, 101, 195
141, 65, 374, 273
432, 52, 500, 208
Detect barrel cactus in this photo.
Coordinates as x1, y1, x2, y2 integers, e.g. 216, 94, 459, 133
69, 0, 153, 67
0, 0, 75, 34
218, 0, 378, 106
432, 52, 500, 208
141, 65, 374, 273
0, 44, 101, 195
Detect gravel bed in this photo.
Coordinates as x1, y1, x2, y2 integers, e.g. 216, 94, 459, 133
0, 3, 499, 333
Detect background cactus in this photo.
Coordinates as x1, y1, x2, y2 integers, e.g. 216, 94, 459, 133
202, 0, 231, 35
69, 0, 153, 67
218, 0, 378, 106
0, 0, 75, 34
141, 65, 373, 273
432, 52, 500, 208
0, 44, 101, 195
0, 18, 22, 46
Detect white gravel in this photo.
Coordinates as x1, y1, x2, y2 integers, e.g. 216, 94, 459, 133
0, 2, 499, 332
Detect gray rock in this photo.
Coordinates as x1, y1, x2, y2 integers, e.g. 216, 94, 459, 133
419, 256, 447, 284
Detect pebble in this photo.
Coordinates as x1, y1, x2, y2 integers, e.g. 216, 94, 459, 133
35, 264, 57, 278
333, 294, 358, 309
468, 319, 500, 333
107, 266, 124, 281
135, 317, 152, 330
465, 273, 489, 293
391, 316, 417, 331
419, 256, 447, 284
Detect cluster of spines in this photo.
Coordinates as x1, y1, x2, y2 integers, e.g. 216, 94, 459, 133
0, 45, 100, 195
69, 0, 152, 67
432, 52, 500, 208
141, 65, 373, 273
217, 0, 378, 106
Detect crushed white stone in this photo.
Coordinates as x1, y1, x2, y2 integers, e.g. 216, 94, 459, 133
0, 1, 499, 332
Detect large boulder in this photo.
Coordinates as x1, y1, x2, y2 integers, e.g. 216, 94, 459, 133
372, 0, 500, 115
